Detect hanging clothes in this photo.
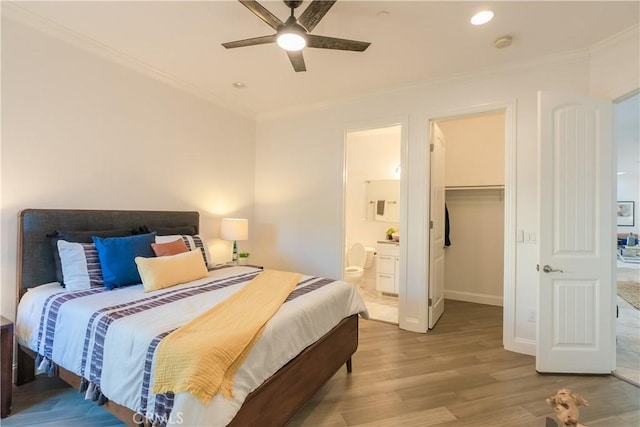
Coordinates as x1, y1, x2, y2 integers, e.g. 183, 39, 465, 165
445, 204, 451, 247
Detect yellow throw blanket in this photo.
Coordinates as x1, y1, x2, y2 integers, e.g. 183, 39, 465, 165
152, 269, 301, 403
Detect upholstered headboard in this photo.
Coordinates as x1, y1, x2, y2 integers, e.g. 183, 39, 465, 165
18, 209, 200, 295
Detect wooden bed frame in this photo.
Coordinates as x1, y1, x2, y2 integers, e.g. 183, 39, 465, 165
15, 208, 359, 426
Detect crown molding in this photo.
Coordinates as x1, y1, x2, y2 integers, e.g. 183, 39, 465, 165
257, 48, 590, 121
590, 24, 639, 54
1, 2, 256, 120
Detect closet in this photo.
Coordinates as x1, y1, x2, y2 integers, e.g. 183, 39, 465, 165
437, 112, 505, 307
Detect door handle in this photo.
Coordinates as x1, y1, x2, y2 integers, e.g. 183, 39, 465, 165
542, 264, 563, 273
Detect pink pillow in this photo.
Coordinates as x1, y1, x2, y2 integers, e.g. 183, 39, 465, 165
151, 239, 189, 257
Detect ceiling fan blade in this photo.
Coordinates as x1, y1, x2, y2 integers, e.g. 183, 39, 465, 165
286, 50, 307, 72
238, 0, 284, 30
306, 34, 371, 52
222, 34, 276, 49
298, 0, 336, 32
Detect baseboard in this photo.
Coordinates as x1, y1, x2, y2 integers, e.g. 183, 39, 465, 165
510, 337, 536, 356
444, 290, 503, 307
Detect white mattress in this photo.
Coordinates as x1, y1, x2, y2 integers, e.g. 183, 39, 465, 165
16, 266, 368, 426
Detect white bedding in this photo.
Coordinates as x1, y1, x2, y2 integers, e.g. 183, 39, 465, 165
16, 266, 368, 426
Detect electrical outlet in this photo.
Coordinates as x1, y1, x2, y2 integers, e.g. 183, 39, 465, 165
527, 309, 536, 323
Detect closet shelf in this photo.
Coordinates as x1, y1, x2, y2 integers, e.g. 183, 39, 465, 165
445, 185, 504, 190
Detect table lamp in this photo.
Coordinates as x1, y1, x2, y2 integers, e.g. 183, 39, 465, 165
221, 218, 248, 264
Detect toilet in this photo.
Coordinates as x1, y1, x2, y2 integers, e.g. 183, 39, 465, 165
344, 243, 375, 284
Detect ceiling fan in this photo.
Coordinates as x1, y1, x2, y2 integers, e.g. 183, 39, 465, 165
222, 0, 371, 72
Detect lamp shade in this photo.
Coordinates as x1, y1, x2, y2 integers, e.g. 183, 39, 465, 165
220, 218, 248, 241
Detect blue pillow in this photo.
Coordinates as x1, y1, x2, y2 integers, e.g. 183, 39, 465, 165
93, 232, 157, 290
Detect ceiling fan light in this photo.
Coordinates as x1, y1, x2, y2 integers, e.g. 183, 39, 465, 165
277, 32, 306, 51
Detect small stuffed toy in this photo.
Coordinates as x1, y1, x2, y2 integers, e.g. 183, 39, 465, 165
546, 388, 589, 427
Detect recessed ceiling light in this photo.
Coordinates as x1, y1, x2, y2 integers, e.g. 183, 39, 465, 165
232, 82, 246, 89
617, 172, 626, 175
471, 10, 494, 26
377, 11, 390, 18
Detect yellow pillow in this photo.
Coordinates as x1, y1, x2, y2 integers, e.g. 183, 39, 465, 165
135, 250, 208, 292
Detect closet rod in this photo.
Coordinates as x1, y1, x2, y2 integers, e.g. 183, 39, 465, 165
445, 185, 504, 190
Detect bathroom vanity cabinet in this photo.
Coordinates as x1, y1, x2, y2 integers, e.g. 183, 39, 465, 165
376, 242, 399, 294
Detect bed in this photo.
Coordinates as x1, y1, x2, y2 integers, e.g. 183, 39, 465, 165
15, 209, 367, 426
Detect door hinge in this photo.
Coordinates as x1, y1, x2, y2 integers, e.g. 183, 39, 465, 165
429, 220, 434, 229
428, 298, 433, 306
430, 144, 434, 152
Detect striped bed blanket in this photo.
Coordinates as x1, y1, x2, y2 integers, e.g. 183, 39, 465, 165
16, 266, 368, 426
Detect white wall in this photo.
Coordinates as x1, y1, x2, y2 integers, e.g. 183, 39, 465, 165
0, 18, 256, 321
438, 112, 505, 187
444, 189, 504, 305
254, 27, 638, 353
589, 26, 640, 100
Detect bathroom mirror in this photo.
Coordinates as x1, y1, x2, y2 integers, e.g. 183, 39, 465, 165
365, 180, 400, 222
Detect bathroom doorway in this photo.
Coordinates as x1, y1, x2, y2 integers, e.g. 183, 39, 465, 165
344, 124, 402, 324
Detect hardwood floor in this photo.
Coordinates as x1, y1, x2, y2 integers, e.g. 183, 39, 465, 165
5, 300, 639, 426
361, 263, 640, 393
290, 301, 639, 427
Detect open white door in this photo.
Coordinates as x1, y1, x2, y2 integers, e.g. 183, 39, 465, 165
537, 91, 615, 373
428, 123, 446, 328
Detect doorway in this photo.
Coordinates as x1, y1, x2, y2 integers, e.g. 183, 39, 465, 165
613, 91, 640, 385
344, 124, 402, 324
429, 111, 507, 329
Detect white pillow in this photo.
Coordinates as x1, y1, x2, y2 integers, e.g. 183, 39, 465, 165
57, 240, 104, 291
155, 234, 213, 268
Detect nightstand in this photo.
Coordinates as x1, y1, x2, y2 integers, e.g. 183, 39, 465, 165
1, 316, 13, 418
